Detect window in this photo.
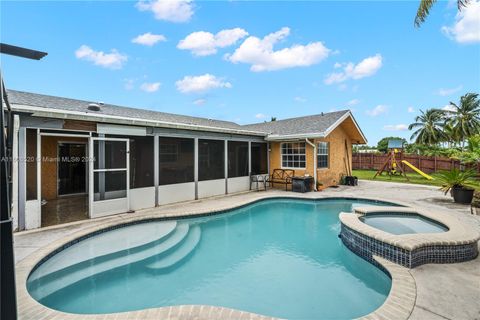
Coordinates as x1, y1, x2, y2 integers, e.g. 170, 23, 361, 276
159, 137, 194, 185
199, 139, 224, 181
228, 141, 248, 178
251, 142, 268, 174
317, 142, 329, 168
281, 142, 306, 168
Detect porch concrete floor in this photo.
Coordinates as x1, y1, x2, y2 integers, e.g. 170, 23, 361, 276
41, 195, 88, 227
14, 180, 480, 320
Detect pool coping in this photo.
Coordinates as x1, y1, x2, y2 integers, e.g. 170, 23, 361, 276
16, 194, 420, 319
340, 206, 480, 252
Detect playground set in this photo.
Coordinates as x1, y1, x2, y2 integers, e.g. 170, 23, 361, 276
373, 139, 434, 181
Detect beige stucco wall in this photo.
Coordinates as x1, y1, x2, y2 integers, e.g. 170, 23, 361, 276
269, 124, 353, 187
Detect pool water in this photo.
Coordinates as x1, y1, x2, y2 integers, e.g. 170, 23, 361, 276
28, 199, 392, 319
360, 214, 447, 235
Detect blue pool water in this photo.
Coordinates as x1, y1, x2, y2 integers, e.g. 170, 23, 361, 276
28, 198, 392, 319
360, 213, 447, 235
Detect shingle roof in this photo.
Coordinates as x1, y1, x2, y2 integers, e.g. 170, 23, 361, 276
7, 90, 244, 131
7, 90, 357, 139
241, 110, 350, 136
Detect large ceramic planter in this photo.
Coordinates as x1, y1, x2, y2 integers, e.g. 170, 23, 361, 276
452, 186, 475, 204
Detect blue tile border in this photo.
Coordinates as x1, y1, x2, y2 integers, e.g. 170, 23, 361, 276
340, 223, 479, 268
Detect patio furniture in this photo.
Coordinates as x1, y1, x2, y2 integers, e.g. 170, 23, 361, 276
250, 173, 269, 191
292, 176, 314, 193
270, 169, 295, 191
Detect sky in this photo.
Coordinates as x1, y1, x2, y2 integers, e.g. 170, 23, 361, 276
1, 0, 479, 145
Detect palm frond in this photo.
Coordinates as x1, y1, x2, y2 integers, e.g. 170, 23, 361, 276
415, 0, 437, 27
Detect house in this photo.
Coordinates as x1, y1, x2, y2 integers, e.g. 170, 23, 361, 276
6, 90, 366, 231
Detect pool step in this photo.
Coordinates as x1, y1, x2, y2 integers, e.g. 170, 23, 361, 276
145, 225, 201, 272
32, 220, 178, 277
29, 223, 190, 299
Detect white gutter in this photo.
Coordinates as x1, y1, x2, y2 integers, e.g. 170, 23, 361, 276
266, 132, 326, 141
305, 138, 317, 191
11, 104, 267, 137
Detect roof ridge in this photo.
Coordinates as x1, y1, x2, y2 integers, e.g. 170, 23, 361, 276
242, 109, 350, 127
7, 89, 241, 126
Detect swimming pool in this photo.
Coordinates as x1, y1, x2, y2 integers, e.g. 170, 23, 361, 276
27, 198, 392, 319
360, 213, 448, 235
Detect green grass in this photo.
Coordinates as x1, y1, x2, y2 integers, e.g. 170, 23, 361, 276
352, 169, 480, 190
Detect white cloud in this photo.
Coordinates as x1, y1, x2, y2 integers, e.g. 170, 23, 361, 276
437, 85, 463, 96
366, 105, 388, 116
347, 99, 360, 106
176, 74, 232, 93
136, 0, 193, 23
132, 32, 167, 46
294, 96, 307, 102
383, 124, 408, 131
442, 0, 480, 44
255, 113, 267, 119
193, 98, 206, 105
407, 106, 415, 113
75, 45, 127, 69
226, 27, 331, 72
178, 28, 248, 56
324, 54, 383, 85
443, 104, 457, 112
140, 82, 161, 92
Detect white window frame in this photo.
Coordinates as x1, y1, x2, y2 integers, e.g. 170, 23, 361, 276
317, 141, 329, 169
280, 142, 306, 169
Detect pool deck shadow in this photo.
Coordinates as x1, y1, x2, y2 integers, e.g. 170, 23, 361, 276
13, 180, 480, 320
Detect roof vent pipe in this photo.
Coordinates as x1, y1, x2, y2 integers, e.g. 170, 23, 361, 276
87, 103, 101, 111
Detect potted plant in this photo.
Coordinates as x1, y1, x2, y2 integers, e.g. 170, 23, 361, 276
437, 169, 477, 204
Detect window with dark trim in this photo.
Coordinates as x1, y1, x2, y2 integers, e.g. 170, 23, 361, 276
281, 142, 306, 168
251, 142, 268, 174
159, 137, 194, 185
199, 139, 224, 181
228, 141, 248, 178
317, 142, 329, 169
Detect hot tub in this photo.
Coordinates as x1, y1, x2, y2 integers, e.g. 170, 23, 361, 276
359, 213, 448, 235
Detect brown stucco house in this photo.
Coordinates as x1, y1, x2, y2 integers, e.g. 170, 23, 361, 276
243, 111, 367, 187
6, 90, 366, 230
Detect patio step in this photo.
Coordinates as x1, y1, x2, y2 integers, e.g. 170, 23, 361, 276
29, 223, 190, 300
31, 220, 178, 278
145, 225, 201, 272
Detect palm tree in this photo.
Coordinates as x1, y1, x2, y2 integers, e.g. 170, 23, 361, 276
415, 0, 470, 27
443, 122, 459, 148
408, 109, 446, 145
446, 93, 480, 150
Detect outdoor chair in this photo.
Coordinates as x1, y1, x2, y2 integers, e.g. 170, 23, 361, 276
250, 172, 269, 191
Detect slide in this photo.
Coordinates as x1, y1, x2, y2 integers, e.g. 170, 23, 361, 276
401, 160, 434, 180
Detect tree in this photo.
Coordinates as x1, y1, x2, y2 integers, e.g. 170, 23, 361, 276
270, 117, 277, 122
408, 109, 446, 145
415, 0, 470, 27
377, 137, 407, 153
446, 93, 480, 150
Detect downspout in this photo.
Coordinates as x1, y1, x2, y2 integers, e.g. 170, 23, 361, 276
305, 138, 317, 191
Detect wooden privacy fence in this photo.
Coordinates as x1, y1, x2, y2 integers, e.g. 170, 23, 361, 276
352, 153, 480, 174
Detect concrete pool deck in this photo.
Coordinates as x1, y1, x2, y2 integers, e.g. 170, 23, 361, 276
13, 180, 480, 320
